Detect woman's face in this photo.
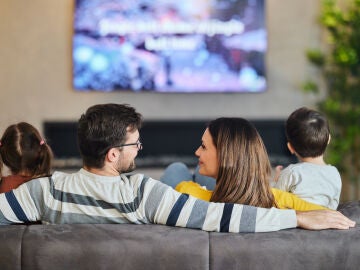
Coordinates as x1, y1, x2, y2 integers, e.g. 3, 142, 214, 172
195, 128, 219, 179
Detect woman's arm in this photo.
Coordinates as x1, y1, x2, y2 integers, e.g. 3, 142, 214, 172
272, 188, 327, 210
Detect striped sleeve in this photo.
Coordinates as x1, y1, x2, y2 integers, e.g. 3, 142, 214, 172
142, 179, 297, 233
0, 179, 43, 224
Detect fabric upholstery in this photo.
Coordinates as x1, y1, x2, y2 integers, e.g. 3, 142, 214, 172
210, 226, 360, 270
21, 224, 209, 270
338, 200, 360, 223
0, 225, 26, 270
0, 201, 359, 270
210, 200, 360, 270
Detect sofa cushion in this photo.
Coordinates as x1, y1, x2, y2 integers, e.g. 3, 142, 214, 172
208, 201, 360, 270
21, 224, 209, 270
209, 225, 360, 270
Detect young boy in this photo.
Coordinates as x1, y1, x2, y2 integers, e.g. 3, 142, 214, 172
274, 107, 341, 210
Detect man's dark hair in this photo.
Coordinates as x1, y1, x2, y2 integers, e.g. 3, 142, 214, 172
285, 107, 330, 158
77, 103, 142, 168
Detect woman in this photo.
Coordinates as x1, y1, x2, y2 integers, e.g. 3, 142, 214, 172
161, 117, 326, 210
0, 122, 53, 193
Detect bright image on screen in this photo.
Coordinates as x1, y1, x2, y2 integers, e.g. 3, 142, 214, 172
73, 0, 266, 93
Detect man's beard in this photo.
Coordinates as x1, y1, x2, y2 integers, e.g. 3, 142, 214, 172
117, 160, 136, 174
123, 160, 136, 173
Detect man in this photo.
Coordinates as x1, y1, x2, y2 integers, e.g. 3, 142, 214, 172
0, 104, 355, 232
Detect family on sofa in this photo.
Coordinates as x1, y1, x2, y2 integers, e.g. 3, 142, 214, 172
0, 103, 355, 232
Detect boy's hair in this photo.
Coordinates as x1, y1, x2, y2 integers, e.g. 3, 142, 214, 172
0, 122, 53, 178
77, 103, 142, 168
208, 117, 275, 208
286, 107, 330, 158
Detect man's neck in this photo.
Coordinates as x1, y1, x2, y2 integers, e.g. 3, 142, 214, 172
83, 166, 120, 176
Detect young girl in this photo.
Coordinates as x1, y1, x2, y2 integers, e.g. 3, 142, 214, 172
161, 117, 327, 210
0, 122, 53, 193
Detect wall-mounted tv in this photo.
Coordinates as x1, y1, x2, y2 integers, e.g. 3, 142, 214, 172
73, 0, 266, 93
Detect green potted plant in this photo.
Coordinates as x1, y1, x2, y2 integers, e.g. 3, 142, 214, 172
303, 0, 360, 201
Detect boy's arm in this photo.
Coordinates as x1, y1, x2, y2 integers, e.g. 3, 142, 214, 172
272, 188, 327, 211
273, 167, 298, 191
273, 165, 283, 183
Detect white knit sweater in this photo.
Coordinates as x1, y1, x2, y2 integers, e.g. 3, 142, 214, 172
0, 169, 296, 232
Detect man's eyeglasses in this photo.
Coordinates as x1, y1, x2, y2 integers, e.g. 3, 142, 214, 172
114, 140, 143, 150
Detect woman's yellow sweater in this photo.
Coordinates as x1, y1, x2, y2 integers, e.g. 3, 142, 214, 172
175, 181, 327, 210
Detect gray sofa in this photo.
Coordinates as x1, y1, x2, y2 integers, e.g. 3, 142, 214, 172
1, 201, 359, 270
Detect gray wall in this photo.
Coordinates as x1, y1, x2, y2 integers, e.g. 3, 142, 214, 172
0, 0, 322, 132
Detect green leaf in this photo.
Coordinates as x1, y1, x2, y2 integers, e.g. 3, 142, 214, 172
306, 49, 325, 66
303, 0, 360, 185
301, 80, 319, 93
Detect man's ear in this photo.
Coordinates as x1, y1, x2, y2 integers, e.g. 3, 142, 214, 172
106, 148, 120, 162
287, 142, 296, 155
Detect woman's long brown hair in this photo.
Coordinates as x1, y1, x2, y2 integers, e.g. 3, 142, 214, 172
209, 118, 276, 208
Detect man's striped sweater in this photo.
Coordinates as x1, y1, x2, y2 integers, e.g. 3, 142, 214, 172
0, 169, 296, 232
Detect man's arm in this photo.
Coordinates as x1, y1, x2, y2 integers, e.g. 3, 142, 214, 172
142, 179, 295, 232
143, 179, 355, 233
0, 179, 43, 225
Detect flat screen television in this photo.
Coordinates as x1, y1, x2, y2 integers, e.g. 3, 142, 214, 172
73, 0, 266, 93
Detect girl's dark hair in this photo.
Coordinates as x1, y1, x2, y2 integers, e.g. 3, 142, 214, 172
0, 122, 53, 178
208, 118, 275, 208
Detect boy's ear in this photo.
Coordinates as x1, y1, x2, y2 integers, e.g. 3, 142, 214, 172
287, 142, 296, 155
328, 134, 331, 145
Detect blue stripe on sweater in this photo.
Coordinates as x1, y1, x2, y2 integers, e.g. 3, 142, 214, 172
166, 193, 189, 226
220, 203, 234, 232
5, 191, 30, 222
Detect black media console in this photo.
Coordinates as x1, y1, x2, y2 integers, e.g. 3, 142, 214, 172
44, 120, 296, 168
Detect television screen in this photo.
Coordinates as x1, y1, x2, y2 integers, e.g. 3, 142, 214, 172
73, 0, 266, 93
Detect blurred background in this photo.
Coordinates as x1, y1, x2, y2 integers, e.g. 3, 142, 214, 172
1, 0, 359, 201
